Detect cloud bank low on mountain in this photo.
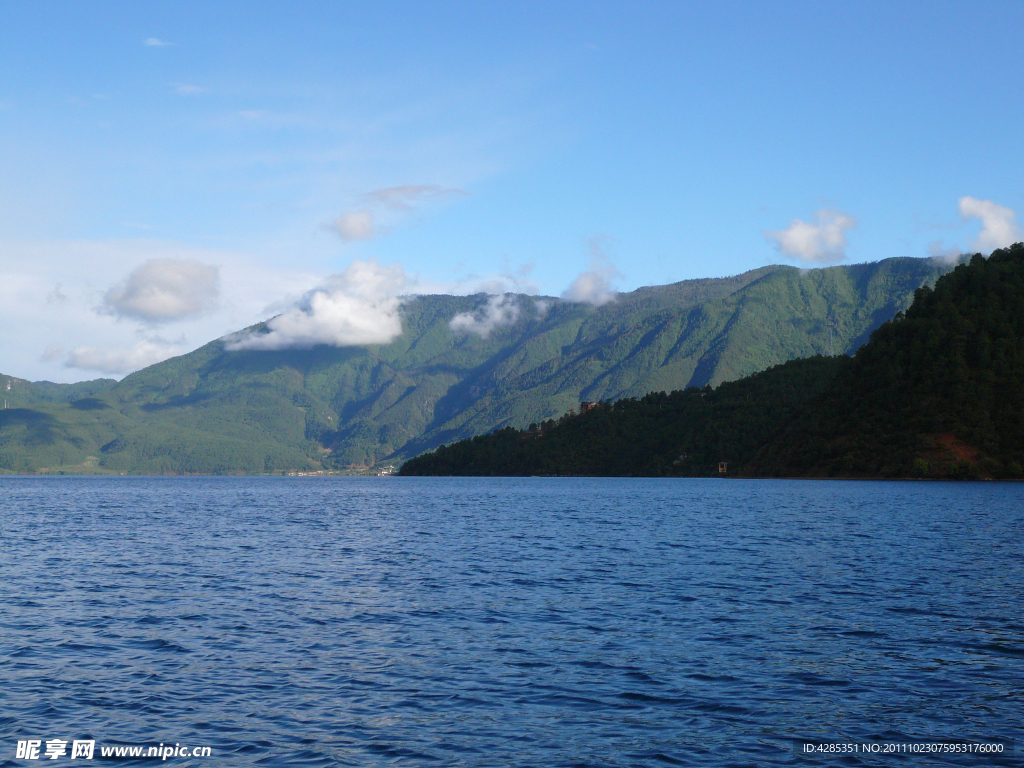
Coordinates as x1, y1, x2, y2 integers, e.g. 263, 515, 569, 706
227, 249, 625, 351
449, 294, 523, 337
225, 259, 406, 350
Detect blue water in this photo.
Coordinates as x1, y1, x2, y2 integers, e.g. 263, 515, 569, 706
1, 477, 1021, 766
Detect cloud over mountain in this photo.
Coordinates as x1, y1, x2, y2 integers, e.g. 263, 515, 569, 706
561, 238, 621, 306
764, 209, 857, 263
449, 294, 521, 337
225, 259, 407, 350
959, 197, 1021, 254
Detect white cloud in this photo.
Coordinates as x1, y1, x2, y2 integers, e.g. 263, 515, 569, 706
144, 38, 171, 47
331, 210, 375, 242
173, 83, 206, 96
0, 237, 322, 382
562, 271, 617, 306
561, 238, 621, 306
65, 340, 181, 375
449, 294, 521, 337
764, 209, 857, 263
225, 259, 407, 350
958, 197, 1022, 253
103, 259, 220, 322
328, 184, 466, 242
928, 241, 963, 264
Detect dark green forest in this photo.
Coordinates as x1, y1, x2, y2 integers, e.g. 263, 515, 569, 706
399, 356, 848, 477
753, 244, 1024, 478
400, 244, 1024, 480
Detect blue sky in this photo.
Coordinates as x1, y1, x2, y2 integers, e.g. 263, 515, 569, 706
2, 1, 1023, 381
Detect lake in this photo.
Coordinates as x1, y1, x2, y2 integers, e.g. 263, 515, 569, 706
1, 477, 1021, 766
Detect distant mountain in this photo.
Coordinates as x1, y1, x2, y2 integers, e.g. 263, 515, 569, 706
0, 257, 949, 474
399, 245, 1024, 480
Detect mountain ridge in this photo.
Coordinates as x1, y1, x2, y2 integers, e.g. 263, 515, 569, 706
399, 245, 1024, 480
1, 256, 950, 473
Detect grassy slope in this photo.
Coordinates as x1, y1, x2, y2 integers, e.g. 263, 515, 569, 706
0, 257, 947, 473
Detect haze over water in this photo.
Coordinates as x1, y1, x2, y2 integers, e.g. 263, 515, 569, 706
2, 477, 1021, 766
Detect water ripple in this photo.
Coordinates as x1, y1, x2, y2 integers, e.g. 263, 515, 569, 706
1, 477, 1021, 766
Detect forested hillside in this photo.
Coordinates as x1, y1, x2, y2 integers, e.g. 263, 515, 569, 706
751, 244, 1024, 478
1, 375, 116, 408
398, 356, 848, 477
0, 257, 947, 473
400, 245, 1024, 480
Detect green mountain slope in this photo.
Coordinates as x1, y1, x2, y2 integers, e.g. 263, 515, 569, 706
399, 245, 1024, 480
0, 377, 123, 473
1, 375, 116, 407
0, 256, 948, 473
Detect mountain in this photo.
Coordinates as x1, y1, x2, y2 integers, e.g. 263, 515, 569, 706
397, 355, 848, 477
1, 375, 116, 407
0, 256, 949, 474
750, 243, 1024, 478
399, 244, 1024, 480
